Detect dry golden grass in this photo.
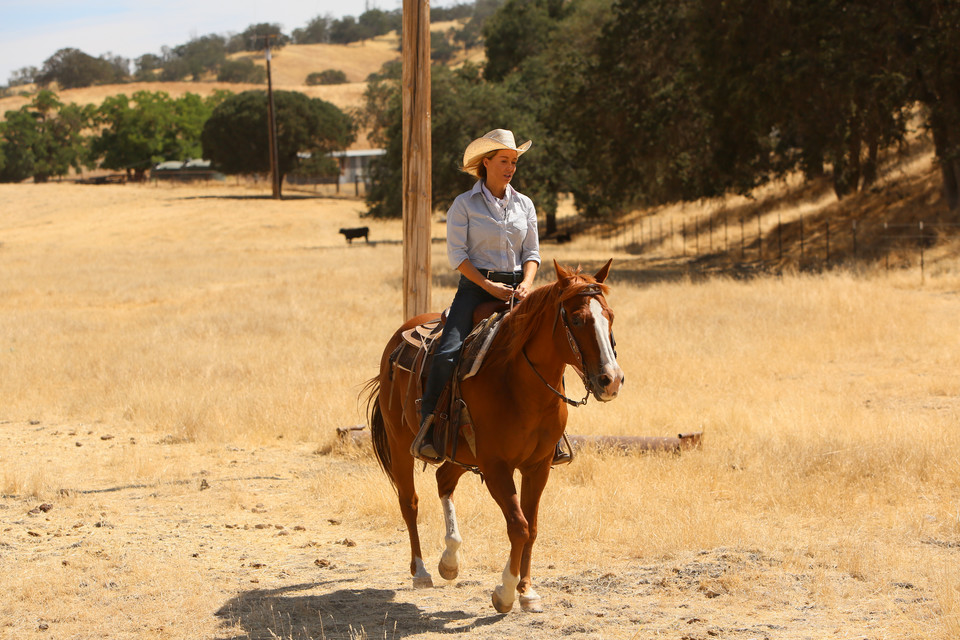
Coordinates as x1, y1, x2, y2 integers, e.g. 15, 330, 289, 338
1, 181, 959, 639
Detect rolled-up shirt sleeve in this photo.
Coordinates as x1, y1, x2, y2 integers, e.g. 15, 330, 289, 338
446, 196, 470, 269
520, 196, 541, 265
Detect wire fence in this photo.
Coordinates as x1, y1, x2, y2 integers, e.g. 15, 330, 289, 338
568, 211, 960, 278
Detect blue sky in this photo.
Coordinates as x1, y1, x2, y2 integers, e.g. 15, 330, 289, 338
0, 0, 460, 86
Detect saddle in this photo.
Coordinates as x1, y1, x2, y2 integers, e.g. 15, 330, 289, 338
388, 301, 510, 466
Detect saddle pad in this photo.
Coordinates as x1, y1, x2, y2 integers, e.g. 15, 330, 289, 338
458, 311, 505, 380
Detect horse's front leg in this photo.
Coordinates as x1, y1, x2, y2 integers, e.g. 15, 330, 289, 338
517, 462, 551, 613
484, 463, 528, 613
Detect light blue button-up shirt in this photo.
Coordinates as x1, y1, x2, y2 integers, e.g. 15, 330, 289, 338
446, 181, 541, 272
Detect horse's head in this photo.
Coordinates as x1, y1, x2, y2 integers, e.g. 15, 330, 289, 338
553, 259, 625, 402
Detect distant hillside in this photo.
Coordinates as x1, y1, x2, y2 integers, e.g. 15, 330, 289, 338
0, 25, 482, 151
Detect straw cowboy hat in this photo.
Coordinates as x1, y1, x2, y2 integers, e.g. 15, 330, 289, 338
462, 129, 532, 178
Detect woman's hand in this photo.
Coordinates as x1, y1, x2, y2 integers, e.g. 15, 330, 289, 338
514, 280, 534, 300
485, 280, 517, 301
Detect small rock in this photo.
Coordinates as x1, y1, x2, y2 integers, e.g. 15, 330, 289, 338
337, 538, 356, 547
38, 622, 49, 630
293, 525, 306, 531
328, 519, 341, 526
199, 479, 210, 491
38, 503, 53, 513
100, 435, 114, 441
315, 558, 332, 568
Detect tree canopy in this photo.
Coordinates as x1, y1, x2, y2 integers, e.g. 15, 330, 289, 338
0, 90, 92, 183
36, 48, 129, 89
201, 90, 355, 196
90, 91, 227, 181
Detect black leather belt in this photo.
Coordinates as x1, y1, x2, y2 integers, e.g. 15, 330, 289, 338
484, 270, 522, 284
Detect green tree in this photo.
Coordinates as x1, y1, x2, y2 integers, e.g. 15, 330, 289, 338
362, 62, 541, 219
161, 35, 227, 81
217, 59, 266, 83
431, 31, 457, 64
483, 0, 567, 82
229, 24, 290, 52
200, 90, 355, 196
293, 15, 332, 44
134, 54, 163, 81
91, 91, 222, 181
36, 48, 127, 89
7, 66, 38, 87
306, 69, 348, 86
329, 17, 366, 44
0, 90, 91, 183
898, 0, 960, 212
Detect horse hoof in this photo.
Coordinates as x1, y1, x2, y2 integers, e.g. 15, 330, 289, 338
438, 560, 459, 581
413, 575, 434, 589
492, 589, 513, 613
519, 593, 543, 613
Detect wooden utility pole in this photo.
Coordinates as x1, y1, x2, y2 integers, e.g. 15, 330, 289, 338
265, 37, 281, 199
401, 0, 432, 319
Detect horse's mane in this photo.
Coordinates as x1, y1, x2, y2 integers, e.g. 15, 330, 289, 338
492, 265, 609, 365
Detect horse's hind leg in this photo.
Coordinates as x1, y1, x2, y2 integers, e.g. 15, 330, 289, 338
436, 463, 468, 581
392, 440, 434, 588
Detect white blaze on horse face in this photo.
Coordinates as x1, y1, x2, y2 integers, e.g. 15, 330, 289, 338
589, 298, 624, 400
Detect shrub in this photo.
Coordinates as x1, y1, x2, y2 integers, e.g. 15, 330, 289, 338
217, 59, 266, 84
306, 69, 348, 86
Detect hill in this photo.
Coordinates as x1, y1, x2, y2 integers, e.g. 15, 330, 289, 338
0, 26, 480, 151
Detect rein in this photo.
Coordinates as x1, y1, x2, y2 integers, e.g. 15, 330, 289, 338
522, 349, 589, 407
522, 283, 606, 407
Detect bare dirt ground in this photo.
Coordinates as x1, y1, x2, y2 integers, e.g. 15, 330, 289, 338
1, 418, 941, 640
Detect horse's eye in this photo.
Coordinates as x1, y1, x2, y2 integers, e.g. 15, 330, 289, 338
570, 316, 583, 328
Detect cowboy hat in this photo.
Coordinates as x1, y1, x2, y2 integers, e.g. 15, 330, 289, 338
462, 129, 532, 178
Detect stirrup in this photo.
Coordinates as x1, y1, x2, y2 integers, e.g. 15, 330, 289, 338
551, 434, 574, 466
410, 414, 442, 464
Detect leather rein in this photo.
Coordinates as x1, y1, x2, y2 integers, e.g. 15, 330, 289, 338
521, 283, 613, 407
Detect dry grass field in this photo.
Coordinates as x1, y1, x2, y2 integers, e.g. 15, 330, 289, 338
2, 181, 960, 640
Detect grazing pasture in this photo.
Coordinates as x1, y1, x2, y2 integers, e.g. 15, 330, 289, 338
0, 182, 958, 639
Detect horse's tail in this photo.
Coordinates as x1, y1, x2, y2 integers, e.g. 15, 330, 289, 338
362, 376, 395, 488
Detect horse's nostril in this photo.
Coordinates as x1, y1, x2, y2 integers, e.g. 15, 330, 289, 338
598, 374, 612, 388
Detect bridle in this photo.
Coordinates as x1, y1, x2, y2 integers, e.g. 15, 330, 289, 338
522, 283, 616, 407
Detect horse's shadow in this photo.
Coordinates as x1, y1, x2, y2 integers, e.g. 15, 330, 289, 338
214, 581, 502, 639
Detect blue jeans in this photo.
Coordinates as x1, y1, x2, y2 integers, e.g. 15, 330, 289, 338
419, 275, 500, 423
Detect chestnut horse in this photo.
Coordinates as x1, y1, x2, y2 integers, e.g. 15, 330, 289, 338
363, 260, 624, 613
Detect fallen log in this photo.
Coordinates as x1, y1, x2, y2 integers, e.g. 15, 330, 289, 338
336, 425, 702, 453
567, 432, 702, 453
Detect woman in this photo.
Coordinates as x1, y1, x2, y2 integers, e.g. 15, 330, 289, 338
412, 128, 543, 463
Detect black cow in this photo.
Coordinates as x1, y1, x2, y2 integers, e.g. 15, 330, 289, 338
339, 227, 370, 244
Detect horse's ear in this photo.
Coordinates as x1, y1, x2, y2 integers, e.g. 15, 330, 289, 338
594, 258, 613, 283
553, 259, 569, 281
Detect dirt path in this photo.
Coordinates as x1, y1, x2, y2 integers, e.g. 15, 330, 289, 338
1, 419, 936, 640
